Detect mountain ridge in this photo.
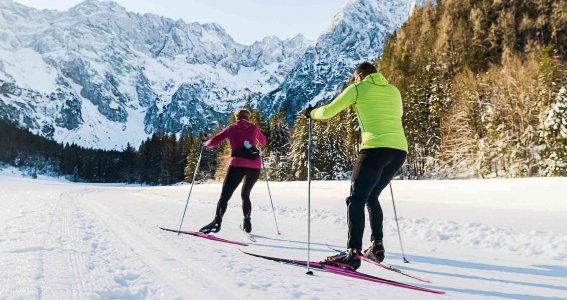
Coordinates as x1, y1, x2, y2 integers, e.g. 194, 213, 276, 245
0, 0, 311, 149
0, 0, 422, 149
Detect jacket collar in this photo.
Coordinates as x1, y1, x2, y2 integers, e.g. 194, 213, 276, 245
362, 72, 389, 86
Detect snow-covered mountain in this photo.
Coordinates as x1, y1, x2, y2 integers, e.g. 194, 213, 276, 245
259, 0, 425, 120
0, 0, 310, 149
0, 0, 423, 149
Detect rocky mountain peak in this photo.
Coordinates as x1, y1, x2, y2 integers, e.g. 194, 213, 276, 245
0, 0, 312, 150
0, 0, 420, 149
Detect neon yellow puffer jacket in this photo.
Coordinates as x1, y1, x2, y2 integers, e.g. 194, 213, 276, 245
310, 72, 408, 152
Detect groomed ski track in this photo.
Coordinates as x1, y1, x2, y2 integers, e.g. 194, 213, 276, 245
1, 176, 566, 299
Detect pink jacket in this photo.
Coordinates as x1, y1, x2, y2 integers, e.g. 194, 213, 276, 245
205, 119, 267, 169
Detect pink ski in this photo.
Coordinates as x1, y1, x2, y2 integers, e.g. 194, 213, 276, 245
159, 227, 248, 247
241, 250, 445, 295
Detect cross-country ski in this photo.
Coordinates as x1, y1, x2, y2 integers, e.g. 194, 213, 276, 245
240, 250, 445, 294
159, 227, 249, 246
241, 226, 257, 242
327, 245, 431, 283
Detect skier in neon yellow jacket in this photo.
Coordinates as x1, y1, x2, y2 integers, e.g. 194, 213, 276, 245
309, 62, 408, 270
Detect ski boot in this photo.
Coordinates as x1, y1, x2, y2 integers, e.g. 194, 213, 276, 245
321, 248, 362, 270
363, 240, 385, 263
242, 216, 252, 233
199, 215, 222, 234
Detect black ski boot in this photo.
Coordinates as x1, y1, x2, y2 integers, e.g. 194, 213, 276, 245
363, 241, 385, 263
242, 216, 252, 233
199, 215, 222, 234
321, 248, 362, 270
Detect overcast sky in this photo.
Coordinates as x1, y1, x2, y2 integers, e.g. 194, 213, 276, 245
14, 0, 346, 45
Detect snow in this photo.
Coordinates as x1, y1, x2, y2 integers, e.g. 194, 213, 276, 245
52, 90, 149, 150
0, 164, 68, 182
0, 1, 312, 150
201, 29, 223, 45
0, 176, 566, 299
0, 47, 58, 93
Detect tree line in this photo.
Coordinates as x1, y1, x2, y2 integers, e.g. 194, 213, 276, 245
0, 95, 363, 184
0, 118, 206, 184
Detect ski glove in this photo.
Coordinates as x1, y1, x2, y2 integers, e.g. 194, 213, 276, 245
305, 105, 315, 118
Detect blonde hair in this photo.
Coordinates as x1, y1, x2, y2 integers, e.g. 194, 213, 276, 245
234, 109, 251, 120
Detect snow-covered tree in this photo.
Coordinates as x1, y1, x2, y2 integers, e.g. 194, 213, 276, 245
543, 87, 567, 175
290, 115, 309, 180
265, 110, 292, 181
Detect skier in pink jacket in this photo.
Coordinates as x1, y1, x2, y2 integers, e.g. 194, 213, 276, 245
199, 109, 267, 234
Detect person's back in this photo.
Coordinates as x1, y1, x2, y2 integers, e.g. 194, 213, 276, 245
200, 109, 266, 234
352, 73, 408, 152
311, 72, 407, 152
207, 119, 266, 169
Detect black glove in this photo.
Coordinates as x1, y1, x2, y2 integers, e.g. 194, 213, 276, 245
304, 105, 315, 118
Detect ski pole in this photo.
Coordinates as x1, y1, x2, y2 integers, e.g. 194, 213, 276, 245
306, 116, 313, 275
390, 182, 409, 263
259, 147, 281, 235
177, 144, 205, 235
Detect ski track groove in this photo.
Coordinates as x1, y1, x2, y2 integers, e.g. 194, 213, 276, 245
40, 191, 103, 299
38, 189, 164, 299
58, 192, 83, 299
75, 188, 246, 300
62, 191, 90, 299
35, 191, 64, 299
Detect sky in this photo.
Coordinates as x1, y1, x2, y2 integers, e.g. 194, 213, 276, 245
14, 0, 347, 45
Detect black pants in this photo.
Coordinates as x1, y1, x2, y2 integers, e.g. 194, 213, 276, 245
215, 166, 261, 218
347, 148, 407, 250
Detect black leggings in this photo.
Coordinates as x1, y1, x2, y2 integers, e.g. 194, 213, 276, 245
347, 148, 406, 250
215, 166, 261, 218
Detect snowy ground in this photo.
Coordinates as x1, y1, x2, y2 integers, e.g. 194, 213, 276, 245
0, 175, 566, 299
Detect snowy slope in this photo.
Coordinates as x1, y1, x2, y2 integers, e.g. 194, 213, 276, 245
0, 0, 311, 149
1, 176, 566, 299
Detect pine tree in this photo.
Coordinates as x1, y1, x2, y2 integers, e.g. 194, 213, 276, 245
265, 110, 291, 180
328, 112, 351, 179
184, 130, 206, 182
180, 131, 194, 182
290, 114, 309, 180
119, 143, 137, 182
184, 147, 197, 182
544, 87, 567, 175
539, 45, 567, 175
345, 107, 361, 161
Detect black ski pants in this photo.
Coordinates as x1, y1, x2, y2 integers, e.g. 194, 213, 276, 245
215, 166, 261, 218
347, 147, 407, 250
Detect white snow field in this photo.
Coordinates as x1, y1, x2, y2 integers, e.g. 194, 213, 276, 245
0, 176, 566, 300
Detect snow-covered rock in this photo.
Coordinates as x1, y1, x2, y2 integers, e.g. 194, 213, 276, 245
0, 0, 310, 149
